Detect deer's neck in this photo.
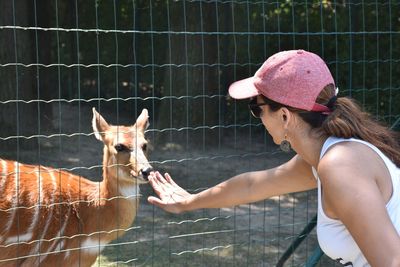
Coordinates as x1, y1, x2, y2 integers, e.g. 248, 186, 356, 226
98, 149, 140, 204
99, 174, 140, 203
82, 153, 140, 236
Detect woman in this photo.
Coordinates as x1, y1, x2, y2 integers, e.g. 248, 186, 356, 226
147, 50, 400, 266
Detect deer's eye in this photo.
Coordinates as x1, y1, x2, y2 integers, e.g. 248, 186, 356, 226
114, 144, 130, 153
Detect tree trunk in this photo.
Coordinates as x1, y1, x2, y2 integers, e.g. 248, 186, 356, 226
156, 1, 222, 147
35, 0, 54, 132
0, 1, 38, 153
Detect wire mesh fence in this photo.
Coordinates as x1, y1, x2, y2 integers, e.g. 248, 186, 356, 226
0, 0, 399, 266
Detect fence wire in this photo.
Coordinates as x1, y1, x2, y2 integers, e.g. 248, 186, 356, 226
0, 1, 399, 266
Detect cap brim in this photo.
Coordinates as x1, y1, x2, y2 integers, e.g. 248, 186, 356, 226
228, 77, 259, 99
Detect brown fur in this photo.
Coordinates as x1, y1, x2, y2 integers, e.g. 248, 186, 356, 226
0, 108, 152, 267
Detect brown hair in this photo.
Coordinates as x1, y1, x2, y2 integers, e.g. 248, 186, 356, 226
262, 85, 400, 167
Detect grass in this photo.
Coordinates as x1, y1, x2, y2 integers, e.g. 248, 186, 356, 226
90, 193, 327, 267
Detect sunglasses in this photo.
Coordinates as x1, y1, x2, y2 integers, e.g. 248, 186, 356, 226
248, 98, 269, 118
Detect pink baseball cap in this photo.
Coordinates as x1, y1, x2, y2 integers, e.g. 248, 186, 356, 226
228, 50, 335, 113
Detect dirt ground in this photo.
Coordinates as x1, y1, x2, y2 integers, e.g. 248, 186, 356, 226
1, 102, 338, 266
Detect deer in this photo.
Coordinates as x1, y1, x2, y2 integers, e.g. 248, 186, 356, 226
0, 108, 152, 267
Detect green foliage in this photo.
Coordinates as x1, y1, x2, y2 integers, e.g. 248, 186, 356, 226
2, 0, 399, 126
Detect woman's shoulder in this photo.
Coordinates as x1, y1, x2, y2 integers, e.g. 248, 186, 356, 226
322, 138, 368, 161
317, 139, 379, 182
320, 137, 385, 163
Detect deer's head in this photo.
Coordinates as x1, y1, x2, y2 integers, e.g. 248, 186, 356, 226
92, 108, 153, 184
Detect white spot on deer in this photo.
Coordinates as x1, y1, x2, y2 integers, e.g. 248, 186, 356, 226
47, 166, 58, 190
52, 214, 71, 261
0, 160, 8, 241
81, 238, 106, 255
26, 166, 42, 237
4, 162, 19, 233
5, 232, 33, 244
39, 235, 64, 264
117, 168, 127, 180
119, 184, 139, 200
58, 240, 65, 252
64, 249, 70, 259
0, 160, 7, 192
35, 167, 58, 263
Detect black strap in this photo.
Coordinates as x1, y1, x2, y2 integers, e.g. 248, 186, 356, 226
326, 95, 337, 111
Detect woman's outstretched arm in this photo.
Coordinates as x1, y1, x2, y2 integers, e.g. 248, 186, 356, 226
148, 154, 317, 213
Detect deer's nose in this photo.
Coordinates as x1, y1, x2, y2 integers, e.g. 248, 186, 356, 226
140, 167, 153, 180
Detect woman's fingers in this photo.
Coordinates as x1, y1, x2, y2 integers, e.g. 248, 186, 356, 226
148, 173, 167, 196
147, 171, 189, 214
152, 171, 165, 183
149, 172, 176, 198
151, 171, 176, 187
164, 173, 186, 191
164, 172, 172, 182
147, 195, 164, 207
165, 173, 178, 186
152, 172, 179, 191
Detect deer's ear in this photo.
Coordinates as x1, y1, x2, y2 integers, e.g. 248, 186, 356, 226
92, 108, 110, 141
135, 109, 149, 131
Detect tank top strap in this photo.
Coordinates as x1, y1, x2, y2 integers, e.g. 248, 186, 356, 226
320, 137, 400, 204
321, 137, 396, 167
319, 136, 349, 159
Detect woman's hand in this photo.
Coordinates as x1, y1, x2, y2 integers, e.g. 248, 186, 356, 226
147, 171, 192, 214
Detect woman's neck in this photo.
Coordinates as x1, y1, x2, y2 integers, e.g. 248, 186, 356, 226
290, 130, 328, 168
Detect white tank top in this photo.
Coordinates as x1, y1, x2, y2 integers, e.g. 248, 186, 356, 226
312, 137, 400, 266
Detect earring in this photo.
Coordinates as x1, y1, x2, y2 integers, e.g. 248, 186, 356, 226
280, 134, 291, 153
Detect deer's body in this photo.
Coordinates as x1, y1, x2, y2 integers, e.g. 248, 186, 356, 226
0, 109, 152, 267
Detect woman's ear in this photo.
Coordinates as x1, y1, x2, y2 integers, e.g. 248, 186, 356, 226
281, 108, 291, 128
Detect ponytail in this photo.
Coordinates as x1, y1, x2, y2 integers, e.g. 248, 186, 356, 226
321, 96, 400, 167
262, 85, 400, 167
